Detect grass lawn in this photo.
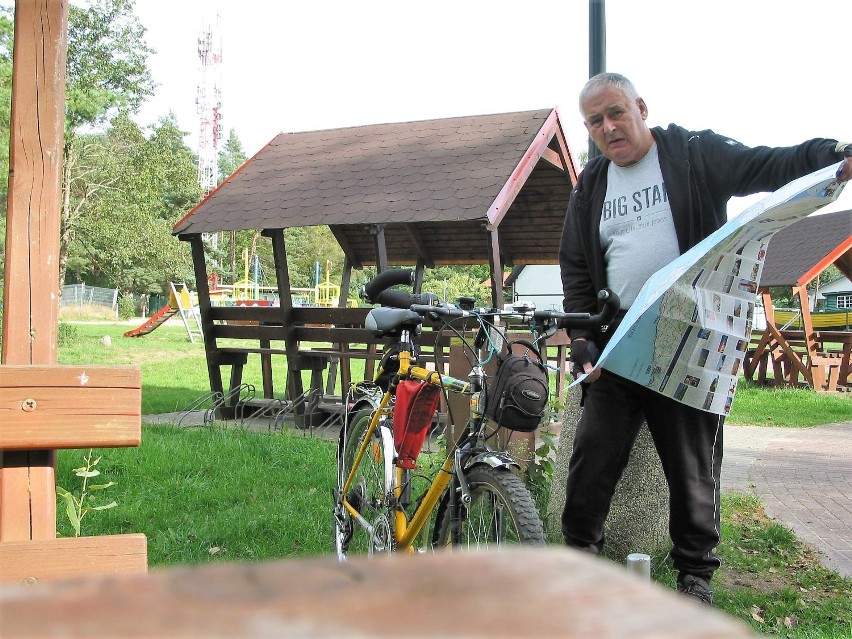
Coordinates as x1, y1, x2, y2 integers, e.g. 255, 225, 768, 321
54, 319, 851, 637
57, 426, 336, 562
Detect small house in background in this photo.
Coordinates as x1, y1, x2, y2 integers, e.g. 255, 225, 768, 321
507, 265, 563, 311
815, 275, 852, 311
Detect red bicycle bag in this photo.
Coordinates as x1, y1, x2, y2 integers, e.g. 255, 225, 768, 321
393, 380, 441, 469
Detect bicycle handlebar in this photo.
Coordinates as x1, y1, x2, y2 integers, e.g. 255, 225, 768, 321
377, 289, 440, 309
532, 289, 621, 332
361, 269, 619, 334
412, 288, 620, 333
409, 303, 465, 318
360, 269, 414, 303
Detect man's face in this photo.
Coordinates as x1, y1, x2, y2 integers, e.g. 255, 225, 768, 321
582, 85, 653, 167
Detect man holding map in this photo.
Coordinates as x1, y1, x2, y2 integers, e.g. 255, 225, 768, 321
558, 72, 851, 604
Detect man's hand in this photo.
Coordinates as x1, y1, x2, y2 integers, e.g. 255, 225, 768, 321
569, 338, 602, 383
838, 156, 852, 183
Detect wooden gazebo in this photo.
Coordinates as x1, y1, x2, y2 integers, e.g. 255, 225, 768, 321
173, 109, 580, 421
745, 209, 852, 391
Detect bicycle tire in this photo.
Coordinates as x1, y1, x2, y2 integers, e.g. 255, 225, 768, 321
334, 408, 395, 559
433, 466, 545, 549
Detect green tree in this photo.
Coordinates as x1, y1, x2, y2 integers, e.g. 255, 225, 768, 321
421, 265, 491, 307
218, 128, 247, 182
59, 0, 155, 287
66, 114, 199, 294
217, 129, 249, 280
65, 0, 153, 131
0, 4, 13, 308
0, 5, 11, 214
285, 226, 344, 290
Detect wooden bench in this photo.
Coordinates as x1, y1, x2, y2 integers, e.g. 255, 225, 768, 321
0, 365, 147, 583
204, 304, 572, 427
745, 328, 852, 391
809, 351, 844, 392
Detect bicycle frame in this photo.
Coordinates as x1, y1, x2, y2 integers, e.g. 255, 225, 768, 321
340, 329, 475, 552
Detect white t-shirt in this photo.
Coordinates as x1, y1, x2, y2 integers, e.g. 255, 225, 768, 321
600, 144, 680, 308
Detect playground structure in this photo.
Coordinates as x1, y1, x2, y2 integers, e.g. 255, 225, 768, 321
210, 252, 344, 308
123, 282, 203, 343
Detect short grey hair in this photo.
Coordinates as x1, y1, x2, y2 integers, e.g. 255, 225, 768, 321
579, 72, 640, 111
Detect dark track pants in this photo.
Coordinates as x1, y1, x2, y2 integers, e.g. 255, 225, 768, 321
561, 370, 724, 580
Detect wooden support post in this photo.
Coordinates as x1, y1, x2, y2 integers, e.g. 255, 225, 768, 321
327, 257, 354, 396
413, 258, 425, 294
260, 339, 274, 398
1, 0, 69, 542
370, 224, 388, 273
186, 234, 226, 407
0, 0, 147, 581
794, 285, 820, 388
487, 229, 503, 309
268, 230, 304, 415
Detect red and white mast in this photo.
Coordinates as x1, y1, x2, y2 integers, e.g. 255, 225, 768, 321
196, 15, 223, 200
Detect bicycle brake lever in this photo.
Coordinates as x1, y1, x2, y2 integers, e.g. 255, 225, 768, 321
541, 325, 559, 340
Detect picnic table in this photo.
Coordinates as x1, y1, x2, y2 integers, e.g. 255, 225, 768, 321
744, 328, 852, 392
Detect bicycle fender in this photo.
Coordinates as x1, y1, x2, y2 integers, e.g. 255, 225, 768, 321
378, 422, 395, 491
466, 451, 520, 472
347, 386, 384, 422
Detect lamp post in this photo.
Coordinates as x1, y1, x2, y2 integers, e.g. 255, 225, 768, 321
588, 0, 606, 161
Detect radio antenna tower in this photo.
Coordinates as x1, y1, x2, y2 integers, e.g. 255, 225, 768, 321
196, 15, 223, 201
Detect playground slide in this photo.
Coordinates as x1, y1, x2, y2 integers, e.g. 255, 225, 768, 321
124, 304, 178, 337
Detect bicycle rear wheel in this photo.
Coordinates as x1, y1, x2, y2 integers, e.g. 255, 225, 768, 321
334, 408, 395, 559
434, 466, 545, 549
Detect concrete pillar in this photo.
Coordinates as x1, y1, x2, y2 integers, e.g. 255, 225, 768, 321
547, 384, 669, 561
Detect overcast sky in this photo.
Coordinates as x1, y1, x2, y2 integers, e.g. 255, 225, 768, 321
133, 0, 851, 215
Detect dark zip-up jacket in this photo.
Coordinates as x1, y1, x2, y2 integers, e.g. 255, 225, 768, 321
559, 124, 844, 343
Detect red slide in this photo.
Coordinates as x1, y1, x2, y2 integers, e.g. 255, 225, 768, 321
123, 304, 178, 337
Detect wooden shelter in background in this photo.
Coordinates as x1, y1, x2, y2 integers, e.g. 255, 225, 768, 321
173, 109, 579, 422
745, 209, 852, 392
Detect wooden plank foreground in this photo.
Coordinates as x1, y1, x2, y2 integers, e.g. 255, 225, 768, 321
0, 535, 147, 584
0, 548, 752, 638
0, 366, 141, 450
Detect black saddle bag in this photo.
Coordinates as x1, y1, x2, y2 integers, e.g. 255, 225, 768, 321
484, 339, 549, 432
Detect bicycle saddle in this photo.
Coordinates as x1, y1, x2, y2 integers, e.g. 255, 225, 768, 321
365, 307, 423, 337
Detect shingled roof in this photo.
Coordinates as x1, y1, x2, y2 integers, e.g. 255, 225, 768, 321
761, 209, 852, 288
173, 108, 578, 267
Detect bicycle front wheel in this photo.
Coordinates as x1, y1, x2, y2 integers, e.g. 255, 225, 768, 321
434, 466, 545, 549
334, 408, 395, 559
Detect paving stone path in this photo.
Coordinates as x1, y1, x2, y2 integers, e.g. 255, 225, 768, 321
722, 422, 852, 578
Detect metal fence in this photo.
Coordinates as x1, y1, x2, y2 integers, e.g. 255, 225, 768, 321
60, 284, 119, 311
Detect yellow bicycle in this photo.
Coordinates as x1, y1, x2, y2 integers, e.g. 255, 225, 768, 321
333, 269, 617, 559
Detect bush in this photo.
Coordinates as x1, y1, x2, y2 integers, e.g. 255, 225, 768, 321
58, 322, 80, 346
117, 293, 136, 320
